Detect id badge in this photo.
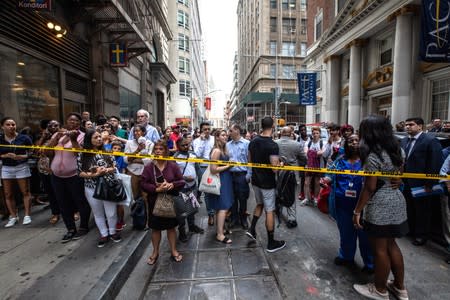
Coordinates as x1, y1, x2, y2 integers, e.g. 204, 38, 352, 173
345, 190, 357, 198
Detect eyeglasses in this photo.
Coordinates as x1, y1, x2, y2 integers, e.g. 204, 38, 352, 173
202, 128, 210, 131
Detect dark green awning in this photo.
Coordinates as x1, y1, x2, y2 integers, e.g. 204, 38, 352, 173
242, 92, 299, 105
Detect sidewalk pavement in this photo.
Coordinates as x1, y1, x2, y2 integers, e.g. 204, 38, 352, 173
0, 203, 148, 300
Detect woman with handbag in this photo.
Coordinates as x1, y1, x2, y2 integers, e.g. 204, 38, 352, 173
78, 129, 122, 248
302, 126, 325, 206
209, 130, 234, 244
324, 134, 374, 273
141, 140, 185, 265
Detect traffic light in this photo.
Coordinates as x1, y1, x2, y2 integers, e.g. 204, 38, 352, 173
193, 99, 198, 107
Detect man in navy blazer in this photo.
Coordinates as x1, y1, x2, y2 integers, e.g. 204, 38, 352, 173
401, 117, 444, 246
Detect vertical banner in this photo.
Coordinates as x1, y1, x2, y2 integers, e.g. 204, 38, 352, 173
110, 43, 128, 67
297, 72, 317, 105
420, 1, 450, 62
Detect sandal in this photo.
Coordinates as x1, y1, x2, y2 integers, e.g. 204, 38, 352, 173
147, 254, 159, 265
74, 212, 80, 221
216, 236, 232, 244
170, 253, 183, 262
49, 215, 60, 225
224, 229, 232, 235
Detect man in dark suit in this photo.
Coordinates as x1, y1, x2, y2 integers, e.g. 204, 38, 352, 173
401, 117, 443, 246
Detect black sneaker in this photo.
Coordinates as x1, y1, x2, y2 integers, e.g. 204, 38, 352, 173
97, 236, 108, 248
61, 231, 76, 243
72, 228, 89, 240
189, 225, 205, 234
110, 233, 122, 243
245, 229, 257, 241
286, 220, 298, 228
267, 240, 286, 253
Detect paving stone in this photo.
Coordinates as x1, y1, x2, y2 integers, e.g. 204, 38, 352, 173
231, 248, 271, 276
235, 277, 283, 300
145, 282, 191, 299
195, 250, 232, 278
191, 281, 233, 300
152, 251, 196, 282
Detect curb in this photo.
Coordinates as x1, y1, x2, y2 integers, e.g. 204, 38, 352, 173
83, 229, 150, 300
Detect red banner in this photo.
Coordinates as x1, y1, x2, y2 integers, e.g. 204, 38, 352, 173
205, 97, 211, 110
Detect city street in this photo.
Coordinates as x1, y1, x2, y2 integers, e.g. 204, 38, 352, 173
1, 189, 449, 300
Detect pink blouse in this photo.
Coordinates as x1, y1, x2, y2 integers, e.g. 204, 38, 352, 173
50, 131, 85, 178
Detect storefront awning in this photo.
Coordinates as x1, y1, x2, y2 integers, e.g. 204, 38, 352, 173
242, 92, 300, 105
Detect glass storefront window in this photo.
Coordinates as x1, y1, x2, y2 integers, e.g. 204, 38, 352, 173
0, 44, 59, 133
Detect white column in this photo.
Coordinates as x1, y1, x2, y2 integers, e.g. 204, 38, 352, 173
348, 42, 362, 128
391, 13, 413, 125
306, 106, 314, 124
326, 56, 340, 123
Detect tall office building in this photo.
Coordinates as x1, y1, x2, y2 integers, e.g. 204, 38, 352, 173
167, 0, 207, 128
232, 0, 308, 131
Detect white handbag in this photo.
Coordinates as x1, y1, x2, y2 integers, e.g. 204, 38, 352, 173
116, 173, 133, 206
199, 166, 221, 195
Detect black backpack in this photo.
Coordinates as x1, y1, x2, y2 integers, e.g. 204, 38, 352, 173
130, 197, 147, 230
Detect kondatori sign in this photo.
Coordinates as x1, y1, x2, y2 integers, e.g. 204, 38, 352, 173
17, 0, 52, 10
420, 0, 450, 62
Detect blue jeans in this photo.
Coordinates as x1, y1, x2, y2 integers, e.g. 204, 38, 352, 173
198, 166, 215, 216
335, 196, 374, 269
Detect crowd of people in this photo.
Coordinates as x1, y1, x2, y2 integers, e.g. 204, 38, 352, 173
1, 109, 450, 300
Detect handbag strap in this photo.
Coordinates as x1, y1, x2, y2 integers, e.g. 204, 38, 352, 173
153, 163, 165, 183
181, 152, 189, 175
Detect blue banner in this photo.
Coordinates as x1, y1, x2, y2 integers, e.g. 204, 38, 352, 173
420, 1, 450, 62
297, 73, 317, 105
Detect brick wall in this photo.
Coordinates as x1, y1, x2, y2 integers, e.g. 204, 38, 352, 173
306, 0, 336, 47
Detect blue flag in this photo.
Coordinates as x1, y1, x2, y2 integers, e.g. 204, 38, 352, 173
420, 1, 450, 62
297, 73, 317, 105
110, 43, 128, 67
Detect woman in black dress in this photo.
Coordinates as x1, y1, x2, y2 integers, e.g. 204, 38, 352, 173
141, 140, 185, 265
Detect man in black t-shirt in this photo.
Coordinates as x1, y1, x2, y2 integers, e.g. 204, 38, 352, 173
246, 117, 286, 253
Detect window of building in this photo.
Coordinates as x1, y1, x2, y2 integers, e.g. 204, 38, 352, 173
282, 0, 296, 9
270, 0, 277, 9
177, 10, 189, 29
282, 64, 295, 79
179, 80, 191, 97
282, 18, 296, 34
282, 41, 296, 56
270, 64, 276, 78
431, 78, 450, 120
300, 42, 307, 57
120, 87, 140, 123
314, 11, 323, 41
379, 35, 393, 66
179, 57, 190, 74
270, 41, 277, 55
335, 0, 346, 15
270, 17, 277, 32
301, 18, 307, 35
178, 33, 189, 52
300, 0, 307, 10
178, 0, 189, 6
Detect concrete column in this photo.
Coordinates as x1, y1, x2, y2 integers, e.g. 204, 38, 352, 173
391, 13, 413, 124
326, 56, 340, 123
348, 41, 362, 128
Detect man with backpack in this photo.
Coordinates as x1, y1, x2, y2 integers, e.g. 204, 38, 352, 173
275, 127, 306, 228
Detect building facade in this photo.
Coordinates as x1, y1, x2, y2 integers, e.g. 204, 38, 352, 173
167, 0, 207, 129
305, 0, 450, 127
0, 0, 175, 132
232, 0, 309, 131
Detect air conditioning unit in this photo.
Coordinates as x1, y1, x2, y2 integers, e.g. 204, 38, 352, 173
290, 28, 296, 34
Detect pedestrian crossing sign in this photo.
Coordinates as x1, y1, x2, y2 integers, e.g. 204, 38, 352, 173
110, 42, 127, 67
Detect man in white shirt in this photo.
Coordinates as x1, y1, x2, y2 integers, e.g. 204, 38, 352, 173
192, 122, 215, 225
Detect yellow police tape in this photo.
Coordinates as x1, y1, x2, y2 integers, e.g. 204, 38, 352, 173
0, 144, 448, 180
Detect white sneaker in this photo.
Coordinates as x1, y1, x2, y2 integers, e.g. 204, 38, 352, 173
353, 283, 389, 300
300, 199, 310, 206
22, 216, 32, 225
387, 280, 409, 300
5, 217, 18, 228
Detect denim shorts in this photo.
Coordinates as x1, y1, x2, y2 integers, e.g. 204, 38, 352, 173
252, 185, 276, 212
1, 163, 31, 179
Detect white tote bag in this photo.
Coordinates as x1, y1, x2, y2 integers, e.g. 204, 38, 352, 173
199, 166, 221, 195
116, 173, 133, 206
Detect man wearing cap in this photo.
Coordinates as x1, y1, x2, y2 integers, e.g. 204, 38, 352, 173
170, 124, 181, 150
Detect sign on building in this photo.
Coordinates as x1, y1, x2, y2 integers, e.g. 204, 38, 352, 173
297, 72, 317, 105
110, 43, 128, 67
420, 1, 450, 62
17, 0, 51, 10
